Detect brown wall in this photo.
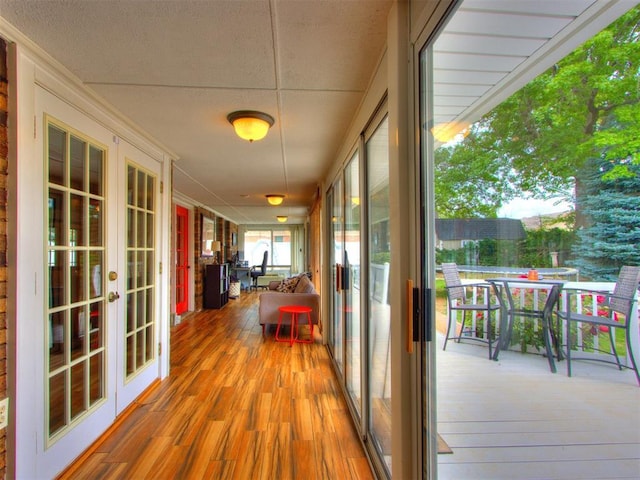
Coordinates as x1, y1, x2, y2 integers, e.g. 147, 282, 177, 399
192, 208, 237, 311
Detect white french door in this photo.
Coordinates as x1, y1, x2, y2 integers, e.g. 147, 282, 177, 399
16, 85, 162, 478
114, 142, 162, 412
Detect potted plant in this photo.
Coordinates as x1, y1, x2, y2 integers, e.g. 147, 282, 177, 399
229, 274, 241, 299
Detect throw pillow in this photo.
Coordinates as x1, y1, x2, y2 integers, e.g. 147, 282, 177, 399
294, 274, 314, 294
276, 276, 300, 293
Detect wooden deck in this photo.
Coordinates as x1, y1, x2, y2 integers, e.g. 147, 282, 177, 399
437, 335, 640, 479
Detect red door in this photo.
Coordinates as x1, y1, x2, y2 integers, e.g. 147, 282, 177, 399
175, 206, 189, 315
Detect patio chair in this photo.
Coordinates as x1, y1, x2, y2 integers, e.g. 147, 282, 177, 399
441, 263, 501, 359
555, 265, 640, 385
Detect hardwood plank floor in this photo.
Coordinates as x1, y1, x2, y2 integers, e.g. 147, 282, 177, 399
59, 292, 374, 480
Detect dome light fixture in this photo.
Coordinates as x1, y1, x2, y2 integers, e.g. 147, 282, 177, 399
277, 216, 288, 223
266, 194, 284, 206
227, 110, 275, 142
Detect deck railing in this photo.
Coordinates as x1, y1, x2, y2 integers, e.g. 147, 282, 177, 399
449, 280, 639, 368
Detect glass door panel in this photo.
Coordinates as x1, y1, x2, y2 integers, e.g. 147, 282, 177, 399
46, 120, 106, 441
330, 178, 344, 372
344, 152, 362, 417
125, 163, 156, 377
367, 116, 391, 474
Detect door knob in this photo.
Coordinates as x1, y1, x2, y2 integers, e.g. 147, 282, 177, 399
108, 291, 120, 303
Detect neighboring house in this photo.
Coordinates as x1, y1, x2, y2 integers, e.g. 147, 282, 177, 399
435, 218, 526, 250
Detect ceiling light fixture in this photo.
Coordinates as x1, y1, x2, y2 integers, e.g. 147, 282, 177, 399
277, 216, 288, 223
266, 194, 284, 206
227, 110, 275, 142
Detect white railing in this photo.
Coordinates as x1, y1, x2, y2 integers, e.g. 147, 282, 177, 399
449, 280, 639, 367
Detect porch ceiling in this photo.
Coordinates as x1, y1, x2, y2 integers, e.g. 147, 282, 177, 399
0, 0, 635, 223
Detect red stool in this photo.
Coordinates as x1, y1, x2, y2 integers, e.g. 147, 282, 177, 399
276, 305, 314, 346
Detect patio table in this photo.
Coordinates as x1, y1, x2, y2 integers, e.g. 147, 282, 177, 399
486, 278, 565, 373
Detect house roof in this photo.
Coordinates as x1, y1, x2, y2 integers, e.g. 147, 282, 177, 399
435, 218, 526, 241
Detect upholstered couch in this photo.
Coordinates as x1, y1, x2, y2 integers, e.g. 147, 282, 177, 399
258, 274, 320, 336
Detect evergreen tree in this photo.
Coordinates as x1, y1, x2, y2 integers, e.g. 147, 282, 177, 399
570, 157, 640, 280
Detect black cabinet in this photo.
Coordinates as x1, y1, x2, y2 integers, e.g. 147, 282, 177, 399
203, 263, 229, 309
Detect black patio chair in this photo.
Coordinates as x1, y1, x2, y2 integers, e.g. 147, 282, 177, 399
441, 263, 501, 360
555, 265, 640, 385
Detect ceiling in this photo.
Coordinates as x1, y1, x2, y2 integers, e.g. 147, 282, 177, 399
0, 0, 635, 224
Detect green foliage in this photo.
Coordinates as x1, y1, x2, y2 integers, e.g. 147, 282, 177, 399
434, 6, 640, 218
436, 228, 577, 268
570, 157, 640, 280
371, 251, 390, 265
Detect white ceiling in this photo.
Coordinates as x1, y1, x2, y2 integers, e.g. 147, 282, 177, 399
0, 0, 635, 224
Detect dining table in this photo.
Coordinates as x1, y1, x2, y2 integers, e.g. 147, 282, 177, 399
485, 277, 565, 373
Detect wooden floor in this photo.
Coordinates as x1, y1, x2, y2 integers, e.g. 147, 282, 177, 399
60, 291, 374, 480
437, 334, 640, 479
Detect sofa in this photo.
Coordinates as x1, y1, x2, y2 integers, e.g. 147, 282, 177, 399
258, 273, 320, 336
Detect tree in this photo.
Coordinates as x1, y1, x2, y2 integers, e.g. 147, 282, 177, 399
435, 6, 640, 220
570, 157, 640, 280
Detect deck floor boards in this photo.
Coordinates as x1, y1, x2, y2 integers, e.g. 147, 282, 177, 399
437, 335, 640, 479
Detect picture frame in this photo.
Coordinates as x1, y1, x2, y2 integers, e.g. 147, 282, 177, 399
201, 215, 215, 257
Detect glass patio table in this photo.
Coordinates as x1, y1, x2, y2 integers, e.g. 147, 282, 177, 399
486, 278, 565, 373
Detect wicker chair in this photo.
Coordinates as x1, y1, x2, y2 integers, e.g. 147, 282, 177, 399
555, 265, 640, 385
441, 263, 500, 359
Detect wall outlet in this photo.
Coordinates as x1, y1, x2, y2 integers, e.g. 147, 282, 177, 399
0, 398, 8, 429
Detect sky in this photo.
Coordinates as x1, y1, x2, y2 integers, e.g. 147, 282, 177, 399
498, 197, 572, 219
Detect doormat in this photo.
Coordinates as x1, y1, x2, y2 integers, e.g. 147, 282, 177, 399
438, 434, 453, 454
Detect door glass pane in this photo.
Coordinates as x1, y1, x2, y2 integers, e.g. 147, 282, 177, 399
89, 352, 103, 405
345, 152, 362, 417
422, 4, 640, 478
125, 163, 156, 378
367, 116, 391, 474
48, 124, 66, 186
46, 120, 106, 440
69, 135, 86, 191
89, 198, 103, 247
331, 179, 344, 373
89, 146, 103, 196
70, 362, 86, 420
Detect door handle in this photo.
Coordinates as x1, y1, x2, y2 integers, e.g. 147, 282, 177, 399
108, 291, 120, 303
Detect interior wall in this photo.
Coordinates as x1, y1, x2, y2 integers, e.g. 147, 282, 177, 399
192, 207, 238, 312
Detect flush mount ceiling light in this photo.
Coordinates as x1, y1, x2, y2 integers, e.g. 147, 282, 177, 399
277, 216, 288, 223
266, 194, 284, 206
227, 110, 275, 142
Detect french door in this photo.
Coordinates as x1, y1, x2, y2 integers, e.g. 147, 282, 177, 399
175, 205, 189, 315
17, 85, 163, 477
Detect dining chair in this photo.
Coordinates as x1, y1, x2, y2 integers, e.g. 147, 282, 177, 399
555, 265, 640, 385
441, 263, 500, 359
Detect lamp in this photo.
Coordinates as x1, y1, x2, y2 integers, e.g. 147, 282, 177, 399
227, 110, 274, 142
212, 241, 221, 263
266, 194, 284, 206
277, 216, 288, 223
